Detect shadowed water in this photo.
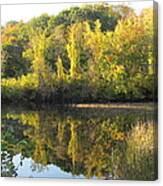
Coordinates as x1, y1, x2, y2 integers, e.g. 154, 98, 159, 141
1, 104, 157, 180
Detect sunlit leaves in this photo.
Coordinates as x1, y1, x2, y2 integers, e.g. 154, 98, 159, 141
1, 6, 155, 102
66, 22, 85, 79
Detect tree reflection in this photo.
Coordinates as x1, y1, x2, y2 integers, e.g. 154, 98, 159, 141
1, 106, 156, 180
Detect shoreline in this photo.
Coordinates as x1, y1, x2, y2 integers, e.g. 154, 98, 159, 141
2, 102, 156, 111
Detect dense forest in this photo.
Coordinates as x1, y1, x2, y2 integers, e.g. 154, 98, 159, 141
1, 3, 157, 104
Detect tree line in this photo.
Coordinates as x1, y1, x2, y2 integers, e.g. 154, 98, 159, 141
1, 4, 156, 103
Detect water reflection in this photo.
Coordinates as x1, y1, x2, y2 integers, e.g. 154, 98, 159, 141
1, 105, 157, 180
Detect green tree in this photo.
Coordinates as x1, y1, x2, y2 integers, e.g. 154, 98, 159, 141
1, 21, 30, 78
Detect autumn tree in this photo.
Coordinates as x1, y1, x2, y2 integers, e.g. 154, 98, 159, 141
23, 31, 53, 98
56, 56, 66, 80
108, 8, 154, 99
67, 22, 84, 79
84, 20, 106, 81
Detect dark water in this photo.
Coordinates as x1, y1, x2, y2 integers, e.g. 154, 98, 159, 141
1, 104, 157, 180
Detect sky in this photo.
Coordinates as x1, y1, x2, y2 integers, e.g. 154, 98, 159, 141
0, 0, 153, 26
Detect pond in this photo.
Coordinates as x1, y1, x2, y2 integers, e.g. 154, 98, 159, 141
1, 103, 157, 180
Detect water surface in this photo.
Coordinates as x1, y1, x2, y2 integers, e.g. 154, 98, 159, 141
1, 103, 157, 180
